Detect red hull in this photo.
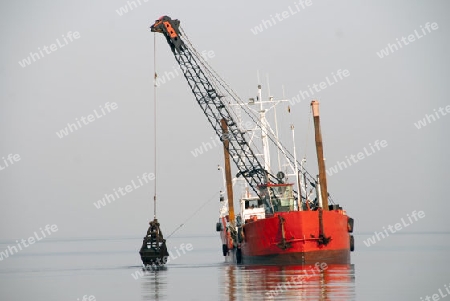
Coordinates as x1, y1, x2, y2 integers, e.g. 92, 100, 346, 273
237, 210, 352, 265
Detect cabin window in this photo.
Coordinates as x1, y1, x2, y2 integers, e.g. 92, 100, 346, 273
245, 199, 260, 209
259, 184, 294, 213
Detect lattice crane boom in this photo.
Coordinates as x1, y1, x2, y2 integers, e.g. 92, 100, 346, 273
151, 16, 278, 198
150, 16, 330, 204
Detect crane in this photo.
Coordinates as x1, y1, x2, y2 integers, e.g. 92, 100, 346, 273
150, 16, 324, 204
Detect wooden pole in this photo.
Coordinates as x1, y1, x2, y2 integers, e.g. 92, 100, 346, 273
311, 100, 328, 210
221, 119, 235, 224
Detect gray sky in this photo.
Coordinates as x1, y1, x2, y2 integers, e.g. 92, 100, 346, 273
1, 0, 449, 240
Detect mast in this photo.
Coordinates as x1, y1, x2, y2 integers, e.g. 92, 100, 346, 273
291, 124, 301, 211
273, 97, 282, 172
258, 84, 271, 175
311, 100, 328, 210
266, 75, 282, 172
221, 119, 235, 226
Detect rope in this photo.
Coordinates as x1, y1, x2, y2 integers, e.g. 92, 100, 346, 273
182, 29, 317, 187
166, 191, 220, 239
153, 33, 157, 219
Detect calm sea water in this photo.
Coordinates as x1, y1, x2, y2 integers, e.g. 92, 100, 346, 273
0, 233, 449, 300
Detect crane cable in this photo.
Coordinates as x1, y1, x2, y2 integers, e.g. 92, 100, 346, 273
153, 33, 157, 219
181, 29, 318, 190
179, 27, 335, 203
166, 191, 220, 239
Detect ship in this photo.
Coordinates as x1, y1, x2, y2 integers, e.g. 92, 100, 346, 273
216, 95, 355, 265
151, 16, 355, 265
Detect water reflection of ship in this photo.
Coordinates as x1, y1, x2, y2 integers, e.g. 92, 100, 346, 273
141, 268, 168, 301
220, 264, 356, 301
